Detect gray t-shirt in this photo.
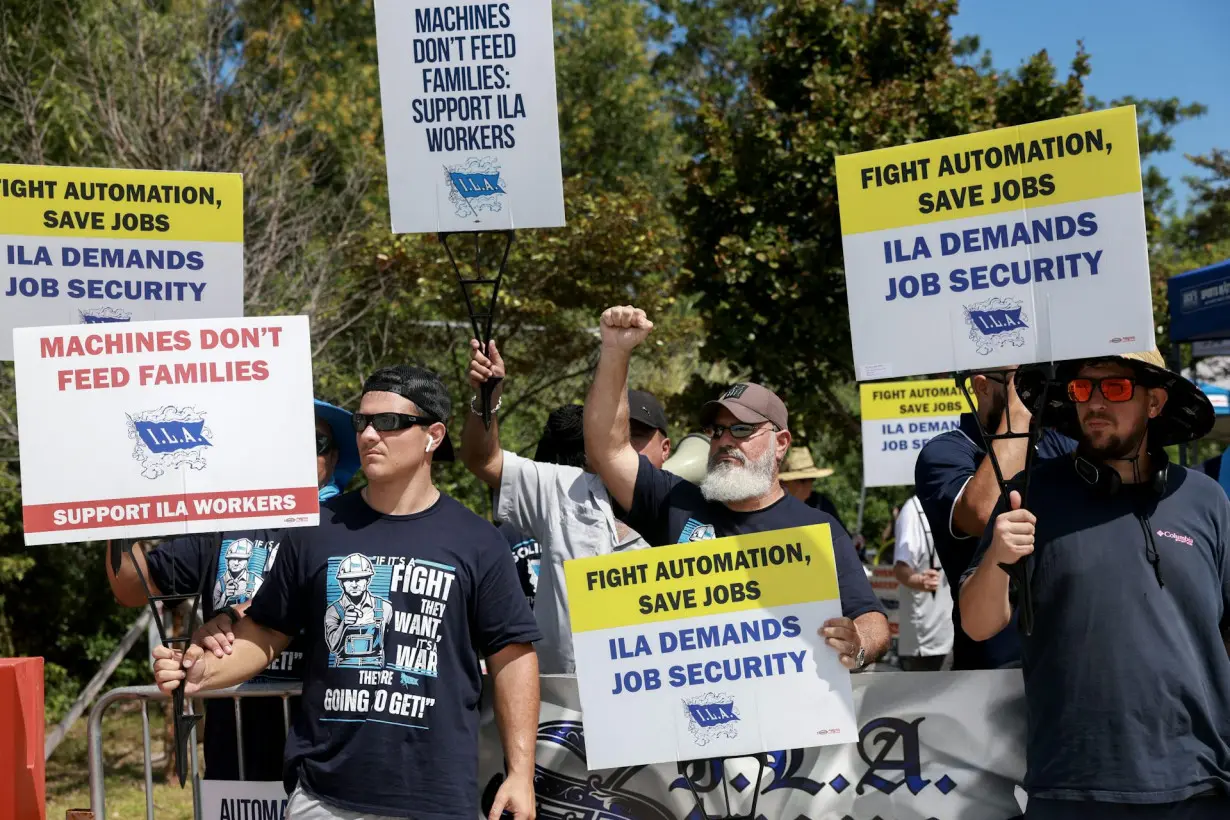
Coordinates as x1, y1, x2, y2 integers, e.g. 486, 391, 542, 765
496, 452, 647, 673
892, 495, 954, 658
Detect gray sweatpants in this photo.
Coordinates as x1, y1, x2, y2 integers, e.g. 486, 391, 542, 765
286, 785, 405, 820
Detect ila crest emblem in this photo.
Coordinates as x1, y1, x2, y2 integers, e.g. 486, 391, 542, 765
964, 296, 1029, 356
126, 406, 213, 479
445, 157, 506, 222
79, 307, 132, 324
683, 693, 740, 746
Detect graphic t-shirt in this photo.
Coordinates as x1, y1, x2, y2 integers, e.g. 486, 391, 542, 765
497, 521, 541, 609
620, 456, 883, 621
145, 530, 304, 781
246, 491, 542, 819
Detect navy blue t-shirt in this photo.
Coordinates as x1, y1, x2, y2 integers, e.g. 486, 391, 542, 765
145, 530, 303, 781
246, 490, 541, 819
915, 413, 1074, 669
619, 455, 883, 621
965, 456, 1230, 802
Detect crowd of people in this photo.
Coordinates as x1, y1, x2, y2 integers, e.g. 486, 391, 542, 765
100, 304, 1230, 820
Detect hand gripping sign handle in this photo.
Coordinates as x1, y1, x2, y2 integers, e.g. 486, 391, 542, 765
677, 754, 769, 820
954, 368, 1053, 636
113, 535, 217, 787
440, 230, 515, 429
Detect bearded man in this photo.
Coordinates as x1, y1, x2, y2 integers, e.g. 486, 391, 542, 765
583, 305, 888, 671
962, 350, 1230, 819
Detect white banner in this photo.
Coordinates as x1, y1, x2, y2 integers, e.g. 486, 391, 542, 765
478, 671, 1027, 820
0, 164, 243, 360
14, 316, 319, 545
860, 379, 972, 488
836, 107, 1154, 381
200, 780, 288, 820
373, 0, 566, 234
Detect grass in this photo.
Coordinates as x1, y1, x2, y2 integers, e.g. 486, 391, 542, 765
46, 701, 197, 820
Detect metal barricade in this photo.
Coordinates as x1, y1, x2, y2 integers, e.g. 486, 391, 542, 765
85, 681, 302, 820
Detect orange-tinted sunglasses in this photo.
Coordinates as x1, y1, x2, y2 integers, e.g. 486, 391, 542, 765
1067, 377, 1137, 403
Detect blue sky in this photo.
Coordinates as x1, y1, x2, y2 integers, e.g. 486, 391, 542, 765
951, 0, 1229, 212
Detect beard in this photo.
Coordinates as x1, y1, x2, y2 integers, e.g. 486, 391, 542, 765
1079, 416, 1147, 461
701, 442, 777, 503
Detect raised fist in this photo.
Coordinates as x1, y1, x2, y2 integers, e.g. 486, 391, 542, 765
600, 305, 653, 353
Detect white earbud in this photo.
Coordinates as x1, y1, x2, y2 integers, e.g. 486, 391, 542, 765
425, 437, 436, 453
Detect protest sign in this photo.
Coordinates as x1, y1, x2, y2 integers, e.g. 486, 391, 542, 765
0, 164, 243, 360
836, 106, 1154, 380
200, 780, 287, 820
860, 378, 973, 487
479, 670, 1027, 820
14, 316, 318, 546
563, 525, 855, 770
373, 0, 565, 234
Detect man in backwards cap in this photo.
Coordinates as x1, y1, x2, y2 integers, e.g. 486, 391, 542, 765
585, 306, 889, 670
105, 398, 359, 781
153, 365, 542, 820
962, 350, 1230, 818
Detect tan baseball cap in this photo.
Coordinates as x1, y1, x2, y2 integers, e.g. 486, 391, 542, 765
700, 382, 789, 430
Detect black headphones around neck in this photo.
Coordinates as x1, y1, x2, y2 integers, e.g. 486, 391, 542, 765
1072, 450, 1169, 497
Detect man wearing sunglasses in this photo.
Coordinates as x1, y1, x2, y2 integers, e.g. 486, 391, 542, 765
153, 365, 542, 820
914, 365, 1075, 670
461, 337, 672, 674
104, 398, 360, 781
585, 306, 889, 671
961, 350, 1230, 819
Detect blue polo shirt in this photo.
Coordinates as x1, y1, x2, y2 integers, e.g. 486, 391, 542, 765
915, 413, 1074, 669
964, 456, 1230, 803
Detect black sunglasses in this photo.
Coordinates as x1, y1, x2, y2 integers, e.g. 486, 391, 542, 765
702, 422, 772, 440
315, 433, 335, 455
351, 412, 437, 433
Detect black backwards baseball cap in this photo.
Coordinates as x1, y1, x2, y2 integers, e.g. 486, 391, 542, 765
628, 389, 669, 436
361, 365, 455, 462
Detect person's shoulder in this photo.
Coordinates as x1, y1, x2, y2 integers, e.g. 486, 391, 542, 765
1039, 429, 1078, 457
775, 494, 846, 532
505, 450, 584, 485
916, 426, 978, 465
1174, 465, 1230, 506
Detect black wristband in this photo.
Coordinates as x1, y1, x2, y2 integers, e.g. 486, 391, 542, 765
215, 605, 242, 625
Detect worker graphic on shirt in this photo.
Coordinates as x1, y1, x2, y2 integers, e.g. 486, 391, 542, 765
212, 539, 267, 609
324, 553, 393, 670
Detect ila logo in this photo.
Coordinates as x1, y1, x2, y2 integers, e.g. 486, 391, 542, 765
683, 693, 739, 746
445, 157, 506, 222
79, 307, 131, 324
126, 406, 212, 479
964, 296, 1029, 356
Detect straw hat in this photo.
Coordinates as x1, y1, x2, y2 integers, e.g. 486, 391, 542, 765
778, 447, 834, 481
1015, 349, 1215, 447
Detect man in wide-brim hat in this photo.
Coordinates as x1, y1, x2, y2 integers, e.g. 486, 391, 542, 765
777, 447, 857, 544
961, 349, 1230, 819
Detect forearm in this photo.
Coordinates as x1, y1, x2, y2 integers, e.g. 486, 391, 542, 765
958, 559, 1013, 641
584, 347, 632, 464
854, 612, 891, 663
460, 400, 505, 489
193, 618, 291, 690
490, 645, 540, 776
105, 540, 162, 607
893, 562, 925, 591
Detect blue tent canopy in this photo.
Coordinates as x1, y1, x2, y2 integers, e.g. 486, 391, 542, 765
1168, 259, 1230, 343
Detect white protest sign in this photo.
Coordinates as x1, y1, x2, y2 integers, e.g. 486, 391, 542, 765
836, 106, 1154, 380
564, 526, 855, 770
373, 0, 565, 234
14, 316, 318, 546
860, 378, 973, 487
0, 164, 243, 360
200, 780, 287, 820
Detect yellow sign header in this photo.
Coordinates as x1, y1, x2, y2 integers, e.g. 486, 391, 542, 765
0, 164, 244, 242
564, 525, 839, 633
860, 378, 974, 421
835, 106, 1141, 235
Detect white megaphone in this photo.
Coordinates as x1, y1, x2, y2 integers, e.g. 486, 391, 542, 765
661, 432, 710, 485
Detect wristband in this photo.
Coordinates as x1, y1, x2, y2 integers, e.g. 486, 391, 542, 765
215, 605, 242, 625
470, 395, 503, 416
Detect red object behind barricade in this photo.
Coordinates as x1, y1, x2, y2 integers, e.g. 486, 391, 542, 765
0, 657, 46, 820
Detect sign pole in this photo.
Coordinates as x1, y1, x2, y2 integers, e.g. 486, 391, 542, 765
440, 230, 514, 429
